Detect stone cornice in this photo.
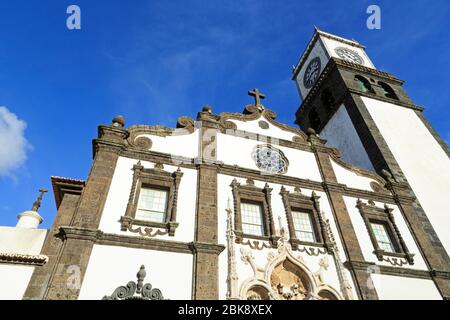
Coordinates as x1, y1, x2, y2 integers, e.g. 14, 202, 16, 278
0, 252, 48, 266
344, 260, 450, 281
297, 58, 424, 117
93, 139, 407, 205
59, 226, 225, 255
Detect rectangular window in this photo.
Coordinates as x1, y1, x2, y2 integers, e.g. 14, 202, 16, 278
292, 210, 316, 243
136, 188, 168, 223
370, 222, 395, 253
240, 202, 265, 236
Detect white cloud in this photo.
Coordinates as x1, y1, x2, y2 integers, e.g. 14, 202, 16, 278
0, 107, 31, 176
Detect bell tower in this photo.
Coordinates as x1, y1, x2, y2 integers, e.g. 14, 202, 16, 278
293, 28, 450, 298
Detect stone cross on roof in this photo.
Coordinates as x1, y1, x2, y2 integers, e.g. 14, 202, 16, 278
248, 88, 265, 110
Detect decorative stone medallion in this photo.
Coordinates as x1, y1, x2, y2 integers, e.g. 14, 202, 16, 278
258, 120, 269, 129
252, 145, 288, 174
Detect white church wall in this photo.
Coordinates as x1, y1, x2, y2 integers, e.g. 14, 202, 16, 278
98, 156, 198, 242
78, 244, 193, 300
227, 119, 297, 142
216, 132, 323, 182
371, 274, 441, 300
0, 226, 47, 300
363, 96, 450, 255
217, 174, 358, 300
135, 128, 199, 159
330, 159, 378, 192
343, 196, 428, 270
320, 104, 374, 171
0, 265, 35, 300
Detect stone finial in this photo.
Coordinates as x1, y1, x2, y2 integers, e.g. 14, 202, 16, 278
136, 265, 147, 293
17, 189, 47, 229
31, 189, 48, 212
202, 105, 213, 114
306, 128, 317, 136
112, 115, 125, 128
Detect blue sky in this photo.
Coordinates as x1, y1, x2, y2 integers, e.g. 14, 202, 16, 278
0, 1, 449, 229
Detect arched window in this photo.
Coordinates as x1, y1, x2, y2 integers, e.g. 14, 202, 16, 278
321, 88, 335, 112
355, 75, 374, 94
308, 108, 321, 131
378, 81, 398, 99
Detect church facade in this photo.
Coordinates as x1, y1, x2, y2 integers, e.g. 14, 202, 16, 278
1, 29, 449, 300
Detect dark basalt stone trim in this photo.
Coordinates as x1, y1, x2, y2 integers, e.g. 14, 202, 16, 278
356, 200, 414, 265
346, 89, 424, 111
340, 92, 450, 299
59, 226, 225, 255
230, 179, 279, 247
296, 58, 423, 128
414, 110, 450, 158
345, 260, 441, 280
95, 142, 403, 205
93, 139, 400, 205
219, 164, 400, 204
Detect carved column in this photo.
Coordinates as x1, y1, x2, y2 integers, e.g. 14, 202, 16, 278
192, 108, 222, 299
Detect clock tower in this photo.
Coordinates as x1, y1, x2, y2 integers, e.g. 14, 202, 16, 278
293, 28, 450, 298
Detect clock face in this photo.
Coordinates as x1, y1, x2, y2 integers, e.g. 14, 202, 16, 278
303, 57, 321, 89
334, 47, 363, 65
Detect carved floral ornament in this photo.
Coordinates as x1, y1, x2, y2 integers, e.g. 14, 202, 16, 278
237, 230, 343, 300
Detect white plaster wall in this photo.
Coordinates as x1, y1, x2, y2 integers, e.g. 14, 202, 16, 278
371, 274, 441, 300
136, 128, 199, 159
217, 174, 357, 300
79, 245, 193, 300
0, 226, 47, 300
343, 196, 428, 270
227, 118, 297, 142
363, 96, 450, 255
98, 156, 197, 242
0, 265, 35, 300
216, 133, 322, 182
0, 227, 47, 255
331, 159, 377, 192
320, 104, 374, 171
320, 36, 375, 68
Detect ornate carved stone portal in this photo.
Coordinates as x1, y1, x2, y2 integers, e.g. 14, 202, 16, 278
271, 259, 309, 300
237, 228, 344, 300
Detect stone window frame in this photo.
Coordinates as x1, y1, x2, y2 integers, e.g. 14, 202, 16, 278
230, 179, 279, 247
120, 161, 183, 236
356, 200, 414, 265
280, 187, 331, 251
